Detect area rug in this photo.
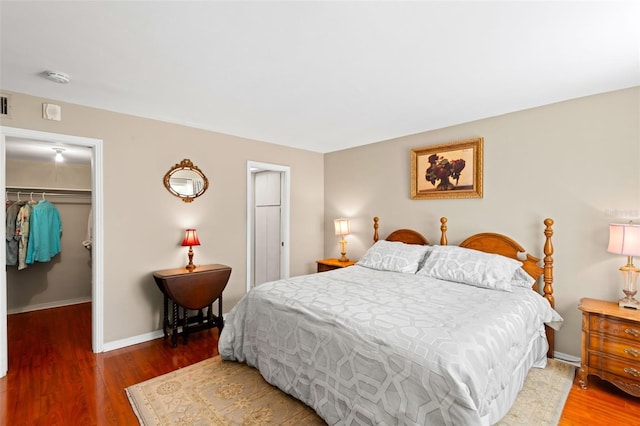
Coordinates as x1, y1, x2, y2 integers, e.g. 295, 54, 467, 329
126, 357, 575, 425
496, 358, 575, 425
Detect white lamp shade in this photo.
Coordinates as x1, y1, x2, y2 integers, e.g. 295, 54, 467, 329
608, 223, 640, 256
334, 218, 351, 236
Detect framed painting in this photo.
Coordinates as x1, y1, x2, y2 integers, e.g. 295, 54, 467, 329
410, 137, 483, 200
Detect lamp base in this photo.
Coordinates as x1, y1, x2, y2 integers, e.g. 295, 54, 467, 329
338, 238, 349, 263
617, 262, 640, 309
619, 296, 640, 309
185, 246, 196, 271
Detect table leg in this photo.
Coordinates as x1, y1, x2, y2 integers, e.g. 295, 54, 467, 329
171, 301, 178, 348
218, 295, 224, 332
162, 295, 169, 340
182, 307, 189, 345
207, 304, 213, 324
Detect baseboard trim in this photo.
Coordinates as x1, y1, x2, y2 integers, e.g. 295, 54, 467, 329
102, 330, 165, 352
103, 315, 227, 353
554, 350, 581, 367
7, 297, 92, 315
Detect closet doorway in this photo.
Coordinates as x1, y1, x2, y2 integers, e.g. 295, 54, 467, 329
246, 161, 290, 291
0, 127, 104, 377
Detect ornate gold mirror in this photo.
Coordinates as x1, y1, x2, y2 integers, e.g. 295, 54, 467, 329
163, 159, 209, 203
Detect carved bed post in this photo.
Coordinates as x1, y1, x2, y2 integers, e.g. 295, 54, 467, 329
440, 217, 448, 245
543, 218, 554, 308
373, 217, 379, 243
543, 218, 555, 358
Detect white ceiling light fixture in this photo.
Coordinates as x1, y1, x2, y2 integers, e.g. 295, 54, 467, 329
44, 70, 70, 84
53, 148, 65, 162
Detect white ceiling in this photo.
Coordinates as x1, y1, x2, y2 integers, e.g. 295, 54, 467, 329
1, 1, 638, 154
4, 137, 92, 165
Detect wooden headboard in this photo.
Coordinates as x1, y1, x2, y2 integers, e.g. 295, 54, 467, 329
372, 215, 556, 357
373, 216, 438, 245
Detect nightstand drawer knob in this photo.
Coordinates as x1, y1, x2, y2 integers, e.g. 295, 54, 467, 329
624, 348, 640, 357
625, 328, 640, 338
624, 367, 640, 377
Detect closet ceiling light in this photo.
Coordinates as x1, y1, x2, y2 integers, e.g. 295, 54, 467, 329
53, 148, 65, 163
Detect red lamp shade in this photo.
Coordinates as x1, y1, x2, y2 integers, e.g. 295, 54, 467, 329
181, 229, 201, 247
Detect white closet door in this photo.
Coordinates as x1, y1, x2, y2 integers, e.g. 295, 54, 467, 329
255, 171, 281, 206
254, 171, 282, 286
254, 205, 281, 285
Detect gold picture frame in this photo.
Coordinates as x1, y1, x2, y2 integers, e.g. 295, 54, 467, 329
410, 137, 483, 200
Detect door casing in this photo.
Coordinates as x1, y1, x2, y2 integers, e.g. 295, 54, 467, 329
0, 126, 104, 377
246, 161, 290, 292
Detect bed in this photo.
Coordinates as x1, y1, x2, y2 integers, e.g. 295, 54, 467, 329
218, 216, 562, 425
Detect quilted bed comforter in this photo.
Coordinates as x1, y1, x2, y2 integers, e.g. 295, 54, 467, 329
218, 265, 562, 425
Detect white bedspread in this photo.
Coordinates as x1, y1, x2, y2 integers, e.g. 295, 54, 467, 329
218, 265, 562, 425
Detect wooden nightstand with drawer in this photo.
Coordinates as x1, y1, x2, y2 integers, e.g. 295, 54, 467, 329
578, 297, 640, 397
316, 258, 356, 272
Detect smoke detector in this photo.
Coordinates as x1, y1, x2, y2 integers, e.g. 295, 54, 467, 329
44, 70, 70, 84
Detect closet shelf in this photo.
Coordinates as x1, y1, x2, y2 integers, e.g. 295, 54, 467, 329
6, 186, 92, 203
6, 186, 91, 193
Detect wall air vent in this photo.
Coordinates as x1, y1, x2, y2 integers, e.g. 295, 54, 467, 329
0, 94, 10, 118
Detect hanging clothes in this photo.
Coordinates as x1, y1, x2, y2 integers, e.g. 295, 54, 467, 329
82, 207, 92, 250
6, 200, 25, 266
26, 199, 62, 264
16, 201, 34, 270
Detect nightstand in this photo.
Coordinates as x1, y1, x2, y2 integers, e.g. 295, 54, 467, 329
316, 258, 356, 272
578, 298, 640, 397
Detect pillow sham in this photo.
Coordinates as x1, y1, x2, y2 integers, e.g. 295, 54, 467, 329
416, 245, 522, 292
511, 267, 536, 288
356, 240, 431, 273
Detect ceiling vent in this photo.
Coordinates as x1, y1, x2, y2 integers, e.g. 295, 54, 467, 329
0, 94, 10, 118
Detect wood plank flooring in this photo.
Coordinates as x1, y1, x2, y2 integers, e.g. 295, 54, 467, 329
1, 303, 638, 425
1, 303, 219, 425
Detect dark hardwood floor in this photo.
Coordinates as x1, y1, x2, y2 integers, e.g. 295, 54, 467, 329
0, 303, 638, 425
0, 303, 219, 425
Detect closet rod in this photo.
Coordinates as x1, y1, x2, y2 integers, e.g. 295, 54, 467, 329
6, 191, 91, 198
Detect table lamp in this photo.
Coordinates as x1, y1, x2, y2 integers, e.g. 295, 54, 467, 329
182, 229, 201, 271
608, 222, 640, 309
334, 218, 351, 262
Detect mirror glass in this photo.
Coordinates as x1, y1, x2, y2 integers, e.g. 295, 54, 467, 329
163, 159, 209, 202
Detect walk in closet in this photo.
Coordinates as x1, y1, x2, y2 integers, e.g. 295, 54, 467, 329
5, 151, 92, 315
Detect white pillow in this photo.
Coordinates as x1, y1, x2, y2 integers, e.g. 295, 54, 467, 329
511, 267, 536, 288
357, 240, 431, 273
416, 245, 522, 292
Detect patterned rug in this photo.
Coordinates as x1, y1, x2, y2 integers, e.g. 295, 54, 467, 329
126, 357, 575, 425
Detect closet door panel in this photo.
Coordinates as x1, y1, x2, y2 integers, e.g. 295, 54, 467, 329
254, 205, 281, 286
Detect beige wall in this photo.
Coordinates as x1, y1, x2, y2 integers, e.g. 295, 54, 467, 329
3, 87, 638, 358
6, 158, 91, 189
324, 87, 640, 359
1, 91, 325, 344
